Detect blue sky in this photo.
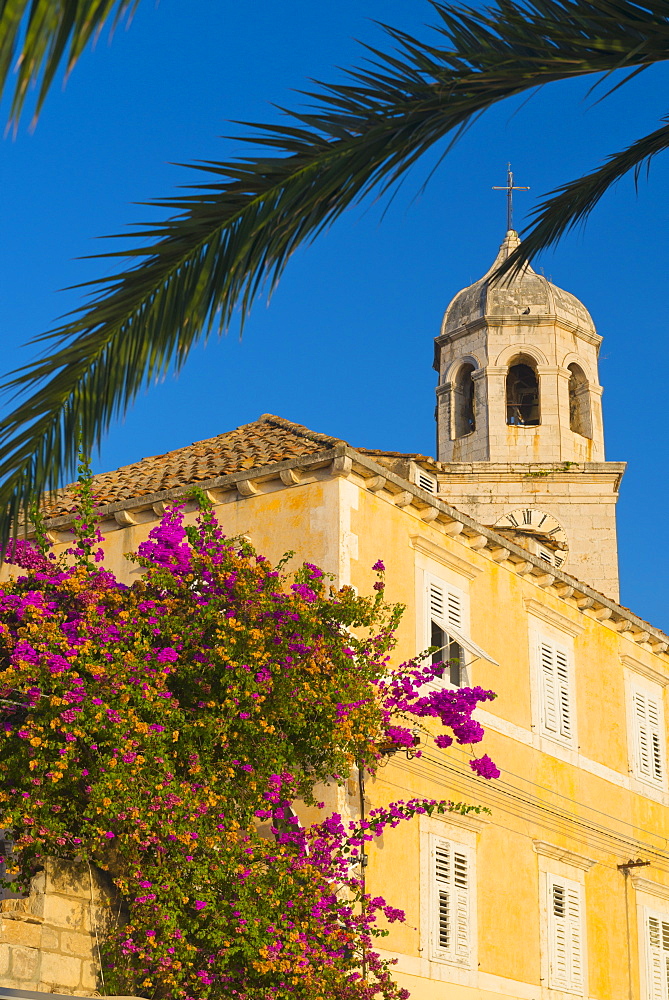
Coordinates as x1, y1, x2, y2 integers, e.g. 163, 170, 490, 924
0, 0, 667, 627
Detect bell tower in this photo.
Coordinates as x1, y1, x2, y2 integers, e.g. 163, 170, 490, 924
433, 231, 625, 599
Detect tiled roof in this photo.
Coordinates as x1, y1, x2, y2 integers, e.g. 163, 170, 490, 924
47, 414, 348, 517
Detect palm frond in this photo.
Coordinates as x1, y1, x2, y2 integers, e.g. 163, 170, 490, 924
2, 0, 669, 540
498, 117, 669, 277
0, 0, 140, 126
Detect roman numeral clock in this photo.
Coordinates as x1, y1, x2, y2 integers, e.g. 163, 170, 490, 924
492, 508, 569, 570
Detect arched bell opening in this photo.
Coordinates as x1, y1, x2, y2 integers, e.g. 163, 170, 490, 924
506, 356, 540, 426
568, 363, 592, 438
453, 362, 476, 438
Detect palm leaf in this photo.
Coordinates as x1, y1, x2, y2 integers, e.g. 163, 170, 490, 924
2, 0, 669, 540
0, 0, 140, 126
499, 117, 669, 276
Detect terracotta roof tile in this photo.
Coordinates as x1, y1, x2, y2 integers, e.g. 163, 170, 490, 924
46, 414, 346, 517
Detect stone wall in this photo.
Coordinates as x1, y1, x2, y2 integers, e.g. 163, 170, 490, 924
0, 860, 113, 996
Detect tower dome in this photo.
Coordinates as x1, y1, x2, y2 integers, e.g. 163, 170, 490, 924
442, 231, 596, 337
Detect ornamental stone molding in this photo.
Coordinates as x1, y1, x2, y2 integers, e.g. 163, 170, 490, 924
409, 535, 482, 580
629, 876, 669, 901
523, 599, 585, 637
532, 841, 596, 871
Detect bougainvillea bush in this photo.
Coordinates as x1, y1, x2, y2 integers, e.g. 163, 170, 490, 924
0, 481, 497, 1000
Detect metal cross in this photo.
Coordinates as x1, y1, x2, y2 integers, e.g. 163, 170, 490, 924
492, 163, 530, 232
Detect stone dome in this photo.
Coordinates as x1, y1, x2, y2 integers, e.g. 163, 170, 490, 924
442, 231, 596, 337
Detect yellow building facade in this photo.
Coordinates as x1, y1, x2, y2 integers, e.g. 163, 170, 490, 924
2, 232, 669, 1000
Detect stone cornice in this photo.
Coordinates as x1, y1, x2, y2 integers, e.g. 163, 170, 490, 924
524, 599, 585, 637
532, 840, 597, 871
620, 654, 669, 688
437, 461, 626, 476
34, 443, 669, 655
409, 534, 483, 580
435, 314, 603, 347
630, 876, 669, 901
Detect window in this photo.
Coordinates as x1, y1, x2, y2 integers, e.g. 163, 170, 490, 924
538, 637, 573, 744
646, 911, 669, 999
506, 358, 540, 426
426, 575, 466, 687
454, 363, 476, 438
568, 363, 592, 438
547, 875, 584, 992
431, 836, 472, 966
632, 686, 664, 786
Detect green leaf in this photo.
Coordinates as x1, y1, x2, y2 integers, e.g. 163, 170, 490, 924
0, 0, 141, 127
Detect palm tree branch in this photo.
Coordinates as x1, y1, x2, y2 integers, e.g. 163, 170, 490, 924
2, 0, 669, 539
496, 117, 669, 276
0, 0, 140, 126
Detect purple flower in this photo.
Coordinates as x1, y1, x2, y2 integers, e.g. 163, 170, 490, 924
156, 647, 178, 663
469, 754, 500, 780
194, 901, 207, 911
372, 560, 385, 572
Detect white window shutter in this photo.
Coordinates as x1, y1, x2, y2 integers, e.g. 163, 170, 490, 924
434, 841, 451, 952
556, 648, 572, 740
548, 876, 584, 993
453, 849, 470, 959
567, 885, 584, 990
446, 590, 463, 632
634, 690, 664, 784
427, 579, 462, 635
649, 699, 664, 781
646, 914, 669, 1000
432, 837, 471, 966
428, 580, 446, 628
540, 640, 573, 742
549, 881, 569, 989
540, 642, 559, 734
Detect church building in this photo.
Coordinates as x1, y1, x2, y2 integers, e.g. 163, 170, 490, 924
2, 231, 669, 1000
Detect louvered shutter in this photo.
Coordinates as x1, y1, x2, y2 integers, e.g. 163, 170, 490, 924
426, 576, 465, 685
646, 913, 669, 1000
548, 876, 584, 992
567, 884, 584, 990
427, 579, 463, 635
432, 838, 470, 965
434, 841, 451, 952
453, 848, 470, 960
634, 689, 664, 784
539, 640, 573, 742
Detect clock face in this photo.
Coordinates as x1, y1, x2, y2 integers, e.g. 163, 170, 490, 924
493, 508, 569, 569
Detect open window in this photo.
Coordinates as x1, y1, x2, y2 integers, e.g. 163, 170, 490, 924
426, 576, 467, 687
506, 357, 540, 426
423, 572, 497, 687
453, 363, 476, 438
568, 363, 592, 438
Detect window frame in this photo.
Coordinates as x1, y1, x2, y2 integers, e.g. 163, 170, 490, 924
536, 633, 576, 748
423, 571, 470, 689
428, 833, 474, 968
545, 872, 586, 994
630, 682, 666, 790
643, 906, 669, 1000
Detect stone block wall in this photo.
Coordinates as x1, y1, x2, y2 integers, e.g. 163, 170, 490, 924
0, 860, 112, 996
